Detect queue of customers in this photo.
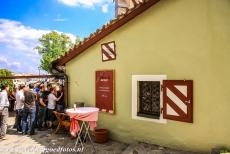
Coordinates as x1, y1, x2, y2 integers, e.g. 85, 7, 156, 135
0, 83, 64, 139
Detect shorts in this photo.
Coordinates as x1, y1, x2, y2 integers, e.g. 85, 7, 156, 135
47, 109, 55, 121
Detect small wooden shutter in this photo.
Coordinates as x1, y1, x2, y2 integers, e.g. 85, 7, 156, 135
162, 80, 193, 123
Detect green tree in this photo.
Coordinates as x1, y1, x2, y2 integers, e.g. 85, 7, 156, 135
0, 69, 14, 92
75, 36, 81, 45
35, 31, 80, 73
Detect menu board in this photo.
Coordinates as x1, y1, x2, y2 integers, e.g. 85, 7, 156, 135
96, 70, 115, 114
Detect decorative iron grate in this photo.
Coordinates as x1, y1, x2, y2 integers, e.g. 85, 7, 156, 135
137, 81, 161, 119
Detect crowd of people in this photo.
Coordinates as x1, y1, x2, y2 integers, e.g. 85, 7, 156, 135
0, 83, 65, 140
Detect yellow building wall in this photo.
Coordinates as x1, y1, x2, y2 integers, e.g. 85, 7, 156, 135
66, 0, 230, 152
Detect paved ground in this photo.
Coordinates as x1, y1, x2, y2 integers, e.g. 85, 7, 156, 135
0, 112, 202, 154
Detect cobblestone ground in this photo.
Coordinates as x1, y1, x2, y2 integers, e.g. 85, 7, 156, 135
0, 113, 203, 154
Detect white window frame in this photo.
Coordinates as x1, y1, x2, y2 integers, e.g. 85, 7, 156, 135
132, 75, 167, 124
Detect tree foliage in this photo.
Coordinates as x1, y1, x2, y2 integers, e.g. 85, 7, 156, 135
75, 36, 81, 45
0, 69, 14, 92
35, 31, 80, 73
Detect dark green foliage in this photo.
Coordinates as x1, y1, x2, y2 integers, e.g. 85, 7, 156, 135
0, 69, 14, 92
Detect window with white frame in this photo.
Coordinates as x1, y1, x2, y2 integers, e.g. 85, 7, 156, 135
132, 75, 167, 124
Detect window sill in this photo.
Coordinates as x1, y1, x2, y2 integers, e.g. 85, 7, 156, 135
132, 114, 167, 124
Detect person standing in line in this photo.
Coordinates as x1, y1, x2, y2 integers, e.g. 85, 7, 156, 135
37, 84, 48, 130
8, 87, 16, 112
33, 85, 40, 129
47, 87, 63, 129
22, 85, 36, 135
56, 85, 65, 112
0, 85, 10, 140
15, 85, 25, 132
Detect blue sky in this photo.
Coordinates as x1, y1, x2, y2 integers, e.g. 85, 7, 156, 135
0, 0, 114, 74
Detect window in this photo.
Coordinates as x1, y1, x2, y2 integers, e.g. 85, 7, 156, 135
137, 81, 161, 119
132, 75, 167, 124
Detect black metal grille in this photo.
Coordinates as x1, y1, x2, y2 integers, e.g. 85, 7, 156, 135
137, 81, 161, 119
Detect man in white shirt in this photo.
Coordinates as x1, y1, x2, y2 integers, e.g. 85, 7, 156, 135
15, 85, 25, 132
47, 87, 63, 128
0, 84, 10, 140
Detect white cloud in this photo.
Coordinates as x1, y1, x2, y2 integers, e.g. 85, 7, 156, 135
0, 19, 76, 52
0, 55, 21, 69
102, 4, 109, 13
28, 66, 38, 73
53, 13, 68, 22
0, 19, 76, 73
57, 0, 111, 8
10, 62, 21, 69
0, 19, 49, 53
54, 18, 68, 22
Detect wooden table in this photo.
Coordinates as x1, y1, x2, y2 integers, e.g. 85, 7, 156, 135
66, 107, 99, 152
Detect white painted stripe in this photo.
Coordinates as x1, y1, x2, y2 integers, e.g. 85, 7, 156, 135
166, 104, 179, 116
109, 110, 114, 114
108, 43, 115, 50
102, 46, 115, 58
166, 88, 187, 114
102, 53, 109, 60
175, 85, 187, 97
101, 109, 106, 112
102, 45, 115, 58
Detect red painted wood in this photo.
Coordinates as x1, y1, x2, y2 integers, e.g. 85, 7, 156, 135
102, 49, 114, 60
95, 70, 115, 113
104, 44, 116, 56
101, 41, 116, 62
163, 80, 193, 123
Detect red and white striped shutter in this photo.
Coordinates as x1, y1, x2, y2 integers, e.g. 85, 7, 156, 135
101, 41, 116, 62
162, 80, 193, 123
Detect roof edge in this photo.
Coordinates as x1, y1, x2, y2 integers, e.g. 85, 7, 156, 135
55, 0, 160, 66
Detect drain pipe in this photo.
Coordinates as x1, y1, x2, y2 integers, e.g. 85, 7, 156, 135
51, 65, 69, 108
61, 73, 69, 108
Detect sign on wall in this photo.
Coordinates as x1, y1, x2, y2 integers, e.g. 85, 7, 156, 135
96, 70, 115, 114
162, 80, 193, 123
101, 41, 116, 62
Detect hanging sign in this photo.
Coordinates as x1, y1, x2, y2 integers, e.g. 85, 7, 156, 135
96, 70, 115, 114
101, 41, 116, 62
